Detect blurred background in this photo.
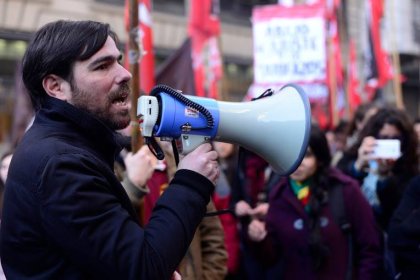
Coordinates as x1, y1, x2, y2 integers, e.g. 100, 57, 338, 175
0, 0, 419, 152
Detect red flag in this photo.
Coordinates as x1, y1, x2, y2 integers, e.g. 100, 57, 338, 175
364, 0, 393, 99
348, 40, 361, 113
138, 0, 155, 93
188, 0, 222, 99
188, 0, 220, 37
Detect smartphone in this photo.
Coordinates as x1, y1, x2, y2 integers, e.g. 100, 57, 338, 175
373, 139, 401, 159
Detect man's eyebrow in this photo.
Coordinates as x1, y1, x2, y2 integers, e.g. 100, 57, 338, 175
88, 54, 123, 69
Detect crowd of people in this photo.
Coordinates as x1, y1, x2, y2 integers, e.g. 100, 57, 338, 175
0, 19, 419, 280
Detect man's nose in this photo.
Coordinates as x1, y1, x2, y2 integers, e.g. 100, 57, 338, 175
116, 64, 132, 83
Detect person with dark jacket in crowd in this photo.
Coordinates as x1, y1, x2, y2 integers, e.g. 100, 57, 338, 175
0, 20, 219, 280
388, 175, 420, 280
247, 124, 383, 279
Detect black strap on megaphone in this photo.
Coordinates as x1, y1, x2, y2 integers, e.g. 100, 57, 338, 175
149, 84, 215, 130
251, 88, 274, 101
145, 137, 165, 160
238, 88, 274, 163
236, 88, 274, 171
145, 84, 215, 165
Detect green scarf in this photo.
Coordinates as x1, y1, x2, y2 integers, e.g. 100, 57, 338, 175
290, 178, 312, 212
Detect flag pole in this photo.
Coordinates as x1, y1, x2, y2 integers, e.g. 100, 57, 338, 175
328, 33, 338, 128
338, 0, 351, 118
128, 0, 143, 152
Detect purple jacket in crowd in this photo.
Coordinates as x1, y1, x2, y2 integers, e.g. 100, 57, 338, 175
257, 168, 383, 280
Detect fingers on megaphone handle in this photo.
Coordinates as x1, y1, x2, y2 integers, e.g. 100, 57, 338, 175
194, 142, 212, 153
177, 143, 219, 184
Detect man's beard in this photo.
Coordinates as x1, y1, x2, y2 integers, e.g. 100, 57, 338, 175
70, 83, 131, 131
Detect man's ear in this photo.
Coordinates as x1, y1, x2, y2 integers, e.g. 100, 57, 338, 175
42, 74, 71, 101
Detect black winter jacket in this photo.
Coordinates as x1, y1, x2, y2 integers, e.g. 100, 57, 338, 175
0, 97, 214, 279
388, 175, 420, 279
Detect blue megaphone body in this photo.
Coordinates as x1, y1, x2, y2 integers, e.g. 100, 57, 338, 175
137, 84, 311, 175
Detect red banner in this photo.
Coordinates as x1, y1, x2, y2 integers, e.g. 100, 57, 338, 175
348, 40, 361, 113
188, 0, 222, 99
138, 0, 156, 94
364, 0, 393, 99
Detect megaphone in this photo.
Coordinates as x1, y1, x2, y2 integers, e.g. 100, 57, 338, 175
137, 84, 311, 175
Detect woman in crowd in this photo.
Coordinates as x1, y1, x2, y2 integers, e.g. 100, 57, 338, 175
337, 107, 418, 231
247, 124, 383, 279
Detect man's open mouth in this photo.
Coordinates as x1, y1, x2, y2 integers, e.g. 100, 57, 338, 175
113, 92, 129, 105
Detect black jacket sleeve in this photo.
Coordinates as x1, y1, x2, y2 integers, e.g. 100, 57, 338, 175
39, 153, 213, 279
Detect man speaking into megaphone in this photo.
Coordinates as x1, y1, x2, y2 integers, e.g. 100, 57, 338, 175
137, 83, 311, 176
0, 20, 222, 280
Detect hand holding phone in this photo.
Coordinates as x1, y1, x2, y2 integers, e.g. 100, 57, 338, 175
373, 139, 401, 159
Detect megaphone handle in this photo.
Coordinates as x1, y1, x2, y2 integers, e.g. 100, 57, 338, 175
145, 137, 165, 160
179, 134, 212, 155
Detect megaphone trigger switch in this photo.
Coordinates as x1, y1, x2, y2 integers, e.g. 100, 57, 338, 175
181, 123, 192, 132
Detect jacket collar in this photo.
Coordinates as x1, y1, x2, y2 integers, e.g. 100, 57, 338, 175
37, 96, 123, 166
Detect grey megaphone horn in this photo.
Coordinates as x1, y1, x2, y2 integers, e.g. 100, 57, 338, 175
137, 83, 311, 175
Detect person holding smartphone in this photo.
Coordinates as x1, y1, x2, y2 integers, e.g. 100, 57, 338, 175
337, 107, 418, 279
337, 107, 418, 231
